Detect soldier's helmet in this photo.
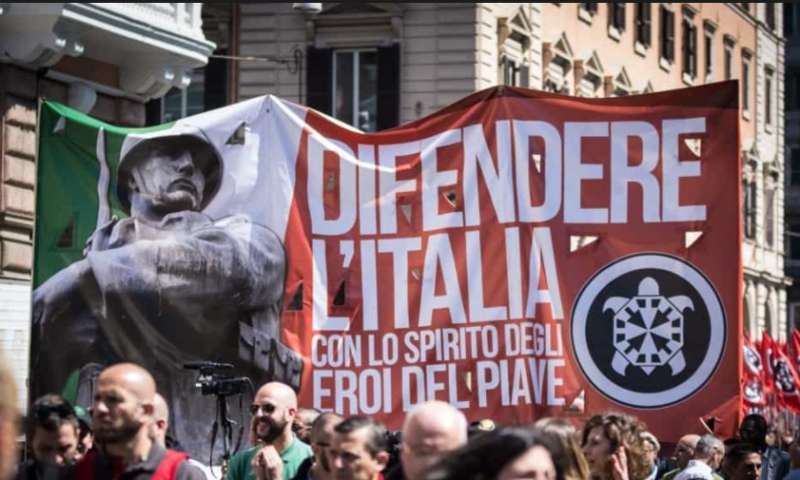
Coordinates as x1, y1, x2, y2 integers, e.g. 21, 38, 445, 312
116, 125, 223, 214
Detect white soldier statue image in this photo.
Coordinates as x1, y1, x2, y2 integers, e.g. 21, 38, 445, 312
31, 124, 304, 458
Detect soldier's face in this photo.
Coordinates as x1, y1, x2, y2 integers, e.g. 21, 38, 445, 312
129, 148, 205, 212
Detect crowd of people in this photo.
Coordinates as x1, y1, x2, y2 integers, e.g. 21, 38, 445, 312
2, 357, 800, 480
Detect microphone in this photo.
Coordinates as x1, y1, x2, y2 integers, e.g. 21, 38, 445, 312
183, 361, 234, 370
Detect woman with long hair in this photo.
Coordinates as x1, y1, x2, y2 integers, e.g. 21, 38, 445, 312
580, 413, 651, 480
534, 417, 590, 480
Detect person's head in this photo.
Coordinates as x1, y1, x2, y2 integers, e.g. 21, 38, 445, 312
329, 415, 389, 480
73, 405, 93, 462
580, 413, 650, 480
118, 131, 221, 215
0, 356, 17, 480
426, 427, 557, 480
310, 412, 342, 475
91, 363, 156, 446
149, 393, 169, 448
294, 407, 320, 444
723, 443, 761, 480
639, 431, 660, 469
533, 417, 590, 480
673, 434, 701, 469
400, 401, 468, 480
739, 414, 767, 450
694, 434, 725, 470
250, 382, 298, 445
28, 394, 80, 466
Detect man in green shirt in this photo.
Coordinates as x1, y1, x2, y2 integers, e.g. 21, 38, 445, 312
226, 382, 312, 480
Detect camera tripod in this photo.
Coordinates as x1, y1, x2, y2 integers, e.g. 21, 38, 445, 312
209, 392, 244, 477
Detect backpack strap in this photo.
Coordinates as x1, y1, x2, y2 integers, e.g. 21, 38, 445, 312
152, 449, 190, 480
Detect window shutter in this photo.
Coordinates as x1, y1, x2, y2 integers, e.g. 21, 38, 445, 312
643, 4, 652, 45
615, 4, 626, 30
666, 11, 675, 60
376, 44, 400, 131
204, 49, 229, 111
306, 46, 333, 114
690, 25, 697, 76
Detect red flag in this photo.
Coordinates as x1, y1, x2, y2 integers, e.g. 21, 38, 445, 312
763, 335, 800, 413
760, 334, 776, 395
742, 334, 766, 407
791, 329, 800, 371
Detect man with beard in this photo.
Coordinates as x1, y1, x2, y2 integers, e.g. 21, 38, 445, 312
329, 416, 389, 480
227, 382, 312, 480
67, 363, 205, 479
32, 125, 303, 460
293, 413, 342, 480
16, 395, 81, 480
738, 414, 789, 480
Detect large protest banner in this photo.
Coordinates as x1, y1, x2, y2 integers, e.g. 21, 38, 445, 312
32, 81, 741, 459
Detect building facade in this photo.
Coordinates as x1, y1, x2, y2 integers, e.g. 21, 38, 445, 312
237, 2, 788, 341
0, 3, 217, 408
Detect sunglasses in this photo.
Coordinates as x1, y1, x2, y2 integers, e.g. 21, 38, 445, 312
33, 402, 75, 421
249, 403, 277, 415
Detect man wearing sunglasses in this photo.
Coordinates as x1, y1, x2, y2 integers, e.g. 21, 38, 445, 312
16, 394, 80, 479
227, 382, 312, 480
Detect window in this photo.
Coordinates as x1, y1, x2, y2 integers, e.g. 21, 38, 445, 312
635, 4, 652, 47
306, 45, 400, 132
742, 52, 751, 116
500, 56, 524, 86
146, 58, 229, 125
497, 11, 532, 88
703, 23, 715, 80
609, 3, 626, 32
764, 185, 775, 247
332, 50, 378, 131
660, 6, 675, 62
744, 178, 756, 239
724, 38, 734, 80
765, 68, 774, 128
786, 3, 795, 37
766, 3, 776, 31
682, 16, 697, 78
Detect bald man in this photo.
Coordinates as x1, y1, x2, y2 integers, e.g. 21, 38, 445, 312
293, 412, 342, 480
226, 382, 312, 480
68, 363, 205, 479
150, 393, 215, 480
386, 401, 468, 480
661, 434, 701, 480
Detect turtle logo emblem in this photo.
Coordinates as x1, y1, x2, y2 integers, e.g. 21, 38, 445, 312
604, 277, 692, 377
572, 254, 726, 409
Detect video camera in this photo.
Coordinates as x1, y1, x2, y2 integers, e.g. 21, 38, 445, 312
183, 361, 251, 397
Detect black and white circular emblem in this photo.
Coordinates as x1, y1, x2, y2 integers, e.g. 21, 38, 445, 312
571, 254, 726, 409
